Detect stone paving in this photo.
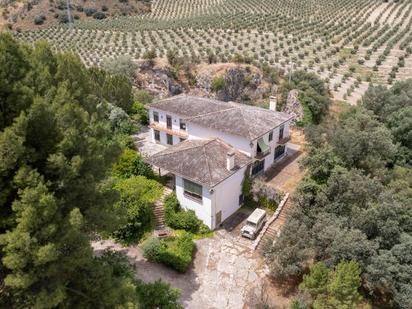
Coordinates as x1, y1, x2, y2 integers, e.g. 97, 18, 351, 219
133, 127, 166, 157
263, 143, 305, 193
92, 221, 291, 308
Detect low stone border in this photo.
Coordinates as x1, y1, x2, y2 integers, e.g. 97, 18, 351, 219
252, 192, 290, 251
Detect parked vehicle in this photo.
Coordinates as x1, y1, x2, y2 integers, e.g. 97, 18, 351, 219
241, 208, 267, 239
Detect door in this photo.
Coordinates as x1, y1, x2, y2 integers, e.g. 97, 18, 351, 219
274, 145, 286, 160
216, 211, 222, 226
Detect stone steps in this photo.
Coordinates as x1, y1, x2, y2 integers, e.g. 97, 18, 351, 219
152, 186, 173, 228
256, 198, 293, 253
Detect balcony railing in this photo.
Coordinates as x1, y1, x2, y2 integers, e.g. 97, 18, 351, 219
255, 148, 271, 160
149, 123, 188, 138
278, 136, 291, 144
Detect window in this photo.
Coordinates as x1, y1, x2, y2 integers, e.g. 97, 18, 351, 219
256, 137, 270, 158
166, 115, 172, 129
274, 145, 286, 159
279, 125, 284, 140
180, 119, 186, 130
154, 130, 160, 142
167, 134, 173, 145
153, 111, 159, 123
268, 131, 273, 142
252, 159, 265, 175
183, 179, 202, 201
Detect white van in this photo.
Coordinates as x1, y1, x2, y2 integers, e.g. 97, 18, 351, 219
241, 208, 267, 239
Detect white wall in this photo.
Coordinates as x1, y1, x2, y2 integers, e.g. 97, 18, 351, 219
175, 166, 246, 229
249, 120, 291, 172
188, 123, 252, 155
175, 176, 213, 228
213, 166, 247, 228
149, 108, 187, 146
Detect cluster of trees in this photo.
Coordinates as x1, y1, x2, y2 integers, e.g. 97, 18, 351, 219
280, 71, 331, 125
0, 34, 179, 308
297, 261, 364, 308
264, 80, 412, 308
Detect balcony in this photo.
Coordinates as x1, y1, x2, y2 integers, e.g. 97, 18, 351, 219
255, 137, 271, 159
149, 123, 188, 139
255, 149, 270, 160
277, 136, 291, 144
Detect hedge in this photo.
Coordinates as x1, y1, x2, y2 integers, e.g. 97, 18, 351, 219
142, 232, 195, 272
164, 193, 202, 233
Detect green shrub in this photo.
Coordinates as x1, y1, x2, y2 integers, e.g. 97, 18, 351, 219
132, 101, 148, 125
113, 176, 162, 244
84, 7, 97, 16
137, 280, 182, 309
134, 89, 153, 104
210, 75, 225, 92
93, 11, 106, 19
112, 149, 155, 179
158, 232, 195, 272
34, 15, 46, 25
142, 233, 194, 273
164, 193, 201, 233
141, 236, 162, 261
58, 13, 69, 23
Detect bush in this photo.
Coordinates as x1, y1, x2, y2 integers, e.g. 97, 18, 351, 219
142, 232, 195, 272
164, 193, 202, 233
58, 13, 69, 23
112, 176, 162, 244
34, 15, 46, 25
132, 101, 148, 125
134, 89, 153, 104
84, 7, 97, 16
142, 236, 162, 260
137, 280, 182, 309
158, 233, 194, 272
102, 55, 136, 80
112, 149, 155, 179
243, 177, 283, 211
143, 48, 156, 64
93, 11, 106, 19
210, 75, 225, 92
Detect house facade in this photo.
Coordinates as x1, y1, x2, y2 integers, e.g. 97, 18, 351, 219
146, 95, 293, 229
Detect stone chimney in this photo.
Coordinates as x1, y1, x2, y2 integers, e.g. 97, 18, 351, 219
269, 96, 277, 111
226, 150, 235, 171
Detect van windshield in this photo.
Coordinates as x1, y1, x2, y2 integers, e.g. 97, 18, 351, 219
247, 221, 257, 227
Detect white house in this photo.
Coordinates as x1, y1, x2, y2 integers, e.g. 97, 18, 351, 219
146, 95, 293, 229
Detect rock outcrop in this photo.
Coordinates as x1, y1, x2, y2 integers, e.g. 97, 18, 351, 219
283, 90, 303, 124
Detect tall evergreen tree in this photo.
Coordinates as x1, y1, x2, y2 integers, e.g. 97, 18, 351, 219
0, 34, 138, 308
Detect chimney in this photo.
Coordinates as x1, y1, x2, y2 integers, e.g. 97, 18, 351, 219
226, 150, 235, 171
269, 96, 277, 111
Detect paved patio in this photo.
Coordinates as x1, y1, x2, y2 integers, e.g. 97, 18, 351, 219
133, 127, 166, 157
92, 215, 291, 308
263, 143, 305, 193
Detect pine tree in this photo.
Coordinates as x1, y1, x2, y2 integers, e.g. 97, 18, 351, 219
0, 34, 137, 308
